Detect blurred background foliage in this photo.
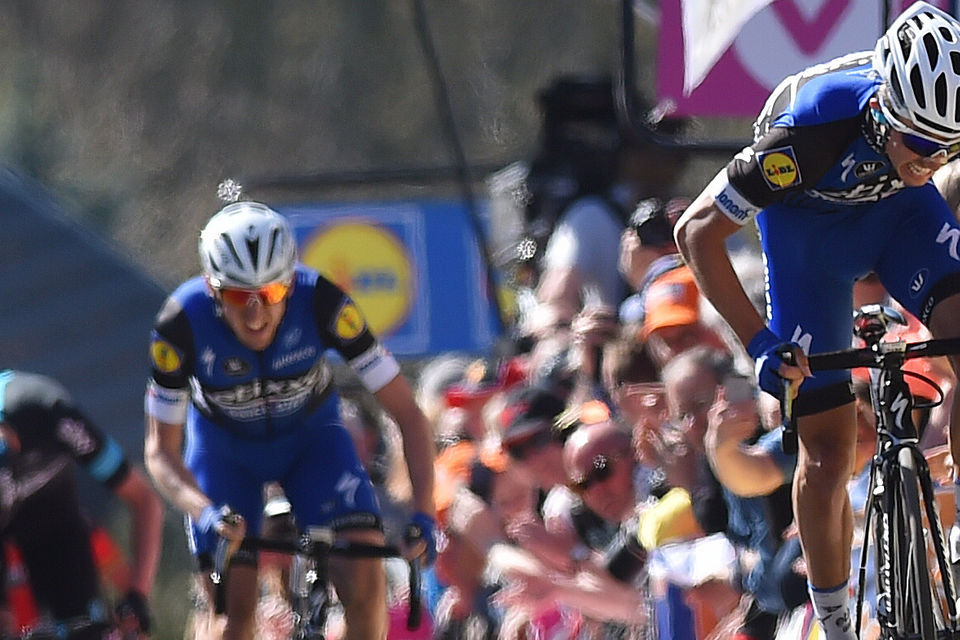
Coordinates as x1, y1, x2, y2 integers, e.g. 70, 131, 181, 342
0, 0, 659, 290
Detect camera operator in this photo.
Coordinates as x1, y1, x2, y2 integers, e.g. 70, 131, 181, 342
520, 75, 690, 341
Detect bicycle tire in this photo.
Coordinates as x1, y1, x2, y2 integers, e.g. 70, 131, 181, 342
891, 447, 937, 639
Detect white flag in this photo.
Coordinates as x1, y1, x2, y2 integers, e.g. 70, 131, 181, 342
681, 0, 775, 95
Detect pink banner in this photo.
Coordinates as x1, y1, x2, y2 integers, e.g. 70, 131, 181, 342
657, 0, 952, 117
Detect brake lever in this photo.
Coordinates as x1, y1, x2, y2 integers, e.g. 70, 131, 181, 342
778, 347, 798, 455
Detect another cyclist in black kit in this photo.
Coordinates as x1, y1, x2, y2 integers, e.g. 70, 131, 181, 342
675, 3, 960, 639
0, 370, 163, 638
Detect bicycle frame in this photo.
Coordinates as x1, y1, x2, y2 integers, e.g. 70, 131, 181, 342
212, 527, 422, 640
793, 307, 960, 639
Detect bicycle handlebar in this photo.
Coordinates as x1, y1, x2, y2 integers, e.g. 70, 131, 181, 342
212, 531, 423, 631
237, 534, 402, 558
805, 336, 960, 372
777, 336, 960, 453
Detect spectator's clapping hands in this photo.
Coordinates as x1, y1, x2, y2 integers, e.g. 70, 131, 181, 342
495, 571, 558, 616
618, 229, 646, 290
506, 515, 579, 573
570, 305, 618, 380
706, 386, 758, 449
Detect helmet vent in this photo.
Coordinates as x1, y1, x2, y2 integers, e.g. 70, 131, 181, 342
898, 33, 912, 58
891, 70, 905, 106
221, 233, 243, 269
924, 32, 940, 68
936, 73, 948, 115
941, 25, 957, 43
266, 228, 281, 266
951, 50, 960, 74
245, 236, 260, 268
911, 66, 927, 108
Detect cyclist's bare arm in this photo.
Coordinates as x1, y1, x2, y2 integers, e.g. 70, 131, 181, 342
144, 416, 244, 542
675, 195, 767, 346
144, 416, 202, 515
111, 468, 164, 597
373, 374, 436, 517
675, 194, 809, 379
705, 401, 785, 497
926, 296, 960, 477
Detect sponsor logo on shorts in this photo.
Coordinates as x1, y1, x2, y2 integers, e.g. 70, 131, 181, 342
910, 269, 928, 297
758, 146, 801, 190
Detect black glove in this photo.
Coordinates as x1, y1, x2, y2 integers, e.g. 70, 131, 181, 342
115, 588, 151, 634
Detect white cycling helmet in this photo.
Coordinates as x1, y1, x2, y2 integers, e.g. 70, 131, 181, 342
874, 1, 960, 143
199, 201, 297, 288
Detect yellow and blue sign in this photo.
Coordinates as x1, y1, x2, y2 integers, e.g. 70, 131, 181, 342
302, 221, 413, 338
277, 200, 501, 357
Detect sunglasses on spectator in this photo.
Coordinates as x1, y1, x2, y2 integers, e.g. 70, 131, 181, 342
505, 428, 555, 460
899, 130, 960, 159
569, 454, 618, 493
217, 281, 292, 307
614, 382, 665, 403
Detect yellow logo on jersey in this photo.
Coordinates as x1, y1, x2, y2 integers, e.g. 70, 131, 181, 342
334, 302, 366, 341
301, 220, 413, 337
150, 338, 182, 374
758, 146, 801, 190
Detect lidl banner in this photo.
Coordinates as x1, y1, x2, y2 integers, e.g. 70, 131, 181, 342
658, 0, 953, 117
276, 199, 501, 358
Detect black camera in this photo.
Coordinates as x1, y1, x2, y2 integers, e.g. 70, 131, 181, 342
629, 197, 673, 247
604, 522, 648, 583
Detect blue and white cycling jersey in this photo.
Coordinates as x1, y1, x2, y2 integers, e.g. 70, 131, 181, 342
148, 265, 398, 438
147, 265, 400, 553
707, 52, 960, 393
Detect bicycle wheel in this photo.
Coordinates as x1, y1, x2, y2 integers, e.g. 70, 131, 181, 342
889, 446, 936, 639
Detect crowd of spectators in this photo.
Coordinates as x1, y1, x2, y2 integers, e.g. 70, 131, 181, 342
361, 77, 960, 640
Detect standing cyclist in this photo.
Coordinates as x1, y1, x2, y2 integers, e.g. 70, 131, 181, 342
0, 369, 163, 638
675, 3, 960, 639
144, 201, 436, 640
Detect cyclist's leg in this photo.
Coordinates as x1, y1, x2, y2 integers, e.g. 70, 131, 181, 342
284, 400, 387, 640
183, 415, 267, 640
757, 203, 873, 638
874, 183, 960, 539
329, 527, 389, 640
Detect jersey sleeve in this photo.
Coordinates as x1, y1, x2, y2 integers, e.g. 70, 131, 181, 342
312, 276, 400, 392
146, 296, 194, 424
5, 375, 130, 488
727, 118, 862, 209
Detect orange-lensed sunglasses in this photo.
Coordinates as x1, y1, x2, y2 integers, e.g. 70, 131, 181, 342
217, 281, 292, 307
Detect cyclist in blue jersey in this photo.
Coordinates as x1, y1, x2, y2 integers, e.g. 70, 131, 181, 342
143, 201, 436, 640
0, 369, 163, 638
675, 3, 960, 639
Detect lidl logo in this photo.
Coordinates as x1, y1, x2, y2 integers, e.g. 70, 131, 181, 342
334, 302, 366, 341
758, 146, 801, 190
301, 221, 413, 337
150, 338, 182, 374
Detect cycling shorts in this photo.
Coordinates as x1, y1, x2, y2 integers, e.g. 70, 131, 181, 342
757, 182, 960, 393
184, 396, 381, 558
